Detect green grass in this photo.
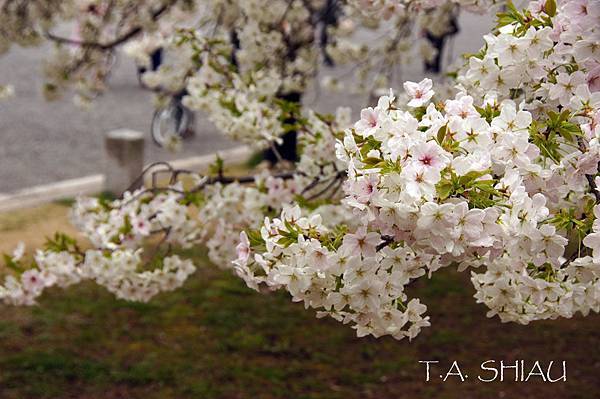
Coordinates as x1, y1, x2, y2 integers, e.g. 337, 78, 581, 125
0, 253, 598, 399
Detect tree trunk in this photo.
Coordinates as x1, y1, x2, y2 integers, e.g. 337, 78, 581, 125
424, 16, 459, 73
263, 91, 301, 164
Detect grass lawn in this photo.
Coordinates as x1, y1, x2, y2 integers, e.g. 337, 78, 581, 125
0, 202, 598, 398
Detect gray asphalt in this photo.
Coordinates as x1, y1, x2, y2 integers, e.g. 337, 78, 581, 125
0, 12, 492, 193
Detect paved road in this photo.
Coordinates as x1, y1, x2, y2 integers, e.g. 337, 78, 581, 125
0, 12, 492, 193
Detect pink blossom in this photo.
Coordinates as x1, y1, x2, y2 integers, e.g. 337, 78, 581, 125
412, 141, 449, 171
342, 228, 382, 258
355, 107, 381, 137
445, 95, 479, 119
21, 269, 46, 294
131, 215, 151, 236
403, 78, 434, 108
353, 174, 379, 203
587, 64, 600, 92
236, 231, 251, 266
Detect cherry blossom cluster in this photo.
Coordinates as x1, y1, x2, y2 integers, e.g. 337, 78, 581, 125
1, 242, 80, 306
2, 0, 599, 344
328, 0, 503, 94
0, 0, 193, 103
0, 235, 198, 305
234, 0, 600, 339
181, 37, 289, 147
0, 1, 470, 101
1, 172, 203, 305
143, 0, 349, 148
0, 106, 350, 304
171, 0, 507, 149
233, 206, 432, 339
8, 0, 494, 147
1, 1, 499, 151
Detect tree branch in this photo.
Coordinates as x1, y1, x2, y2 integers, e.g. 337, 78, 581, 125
585, 162, 600, 203
376, 235, 395, 251
44, 2, 173, 50
576, 137, 600, 203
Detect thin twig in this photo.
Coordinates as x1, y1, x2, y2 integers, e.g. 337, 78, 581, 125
576, 137, 600, 203
44, 2, 173, 50
304, 171, 345, 201
376, 235, 395, 251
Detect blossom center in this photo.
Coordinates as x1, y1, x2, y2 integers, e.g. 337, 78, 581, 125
419, 155, 433, 166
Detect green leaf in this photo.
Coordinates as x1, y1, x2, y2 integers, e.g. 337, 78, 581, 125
544, 0, 556, 17
209, 155, 224, 176
218, 98, 242, 117
497, 1, 523, 27
436, 181, 453, 200
181, 191, 204, 207
44, 232, 78, 252
3, 254, 24, 274
246, 229, 265, 248
436, 125, 447, 145
362, 157, 383, 166
459, 169, 491, 186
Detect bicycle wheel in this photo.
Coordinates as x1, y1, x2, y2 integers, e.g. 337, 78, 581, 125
151, 100, 194, 147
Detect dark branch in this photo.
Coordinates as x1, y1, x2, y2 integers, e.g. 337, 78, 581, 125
576, 137, 600, 203
585, 162, 600, 203
376, 235, 395, 251
44, 2, 173, 50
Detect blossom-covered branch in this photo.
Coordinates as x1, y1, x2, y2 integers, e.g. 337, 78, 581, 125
4, 0, 599, 345
233, 0, 600, 339
0, 108, 350, 304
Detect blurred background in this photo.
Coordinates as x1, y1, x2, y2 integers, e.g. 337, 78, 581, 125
0, 12, 493, 193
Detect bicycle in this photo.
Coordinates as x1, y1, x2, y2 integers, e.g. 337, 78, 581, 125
136, 48, 196, 148
150, 91, 195, 148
